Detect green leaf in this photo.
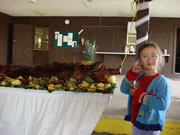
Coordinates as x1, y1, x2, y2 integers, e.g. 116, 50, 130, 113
85, 77, 94, 84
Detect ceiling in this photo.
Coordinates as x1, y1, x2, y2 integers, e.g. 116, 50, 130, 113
0, 0, 180, 18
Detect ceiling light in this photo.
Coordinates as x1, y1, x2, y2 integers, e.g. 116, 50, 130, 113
29, 0, 36, 3
87, 0, 95, 2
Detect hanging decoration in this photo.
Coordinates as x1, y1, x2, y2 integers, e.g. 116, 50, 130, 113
78, 29, 85, 46
119, 0, 152, 73
135, 0, 151, 46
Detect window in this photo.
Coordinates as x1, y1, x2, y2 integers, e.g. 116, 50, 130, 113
34, 26, 49, 50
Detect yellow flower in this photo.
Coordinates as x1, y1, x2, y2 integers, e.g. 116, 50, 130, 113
1, 81, 7, 86
28, 76, 33, 81
48, 84, 55, 91
97, 83, 105, 91
55, 84, 62, 88
34, 84, 40, 89
17, 76, 23, 80
11, 79, 22, 86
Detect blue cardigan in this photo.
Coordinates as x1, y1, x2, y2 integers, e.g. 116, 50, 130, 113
120, 73, 171, 131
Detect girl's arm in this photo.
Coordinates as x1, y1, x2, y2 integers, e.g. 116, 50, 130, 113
139, 77, 171, 110
120, 62, 142, 95
120, 77, 131, 94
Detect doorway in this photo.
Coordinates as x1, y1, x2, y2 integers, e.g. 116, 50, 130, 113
175, 27, 180, 73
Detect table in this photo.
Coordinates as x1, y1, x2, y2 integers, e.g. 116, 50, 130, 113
0, 87, 111, 135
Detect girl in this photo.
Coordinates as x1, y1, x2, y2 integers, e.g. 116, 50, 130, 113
120, 43, 171, 135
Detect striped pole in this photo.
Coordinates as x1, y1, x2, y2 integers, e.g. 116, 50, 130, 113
135, 0, 152, 46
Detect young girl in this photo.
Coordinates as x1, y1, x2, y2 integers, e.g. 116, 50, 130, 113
120, 43, 171, 135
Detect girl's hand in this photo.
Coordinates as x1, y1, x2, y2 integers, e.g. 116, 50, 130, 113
129, 84, 138, 96
132, 61, 142, 73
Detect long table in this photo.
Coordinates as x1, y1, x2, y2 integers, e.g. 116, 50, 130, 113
0, 87, 111, 135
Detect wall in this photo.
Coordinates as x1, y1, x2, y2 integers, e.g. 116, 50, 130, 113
0, 13, 12, 65
148, 18, 180, 78
0, 16, 180, 78
12, 17, 132, 71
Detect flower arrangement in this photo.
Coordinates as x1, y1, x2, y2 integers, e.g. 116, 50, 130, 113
0, 62, 120, 94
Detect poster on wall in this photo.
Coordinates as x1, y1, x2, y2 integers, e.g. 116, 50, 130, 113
54, 32, 79, 48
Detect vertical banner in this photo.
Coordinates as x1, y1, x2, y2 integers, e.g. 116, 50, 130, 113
54, 32, 79, 48
135, 0, 152, 46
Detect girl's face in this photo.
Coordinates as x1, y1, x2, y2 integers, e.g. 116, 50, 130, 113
139, 46, 160, 75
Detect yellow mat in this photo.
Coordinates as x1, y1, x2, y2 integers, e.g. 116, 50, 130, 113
94, 116, 180, 135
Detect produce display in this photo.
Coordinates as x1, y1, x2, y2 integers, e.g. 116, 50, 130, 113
0, 62, 120, 94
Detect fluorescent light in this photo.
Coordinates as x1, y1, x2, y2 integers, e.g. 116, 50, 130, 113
29, 0, 36, 3
87, 0, 95, 2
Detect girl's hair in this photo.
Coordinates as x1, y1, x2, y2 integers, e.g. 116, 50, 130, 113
137, 42, 165, 71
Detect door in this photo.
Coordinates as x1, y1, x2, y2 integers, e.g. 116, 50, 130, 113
12, 24, 33, 66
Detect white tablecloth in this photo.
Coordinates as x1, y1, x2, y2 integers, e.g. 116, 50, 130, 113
0, 87, 111, 135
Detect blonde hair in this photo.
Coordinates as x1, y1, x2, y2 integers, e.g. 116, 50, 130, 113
137, 42, 165, 71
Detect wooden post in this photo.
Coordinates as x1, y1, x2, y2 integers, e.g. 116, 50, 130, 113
135, 0, 152, 46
